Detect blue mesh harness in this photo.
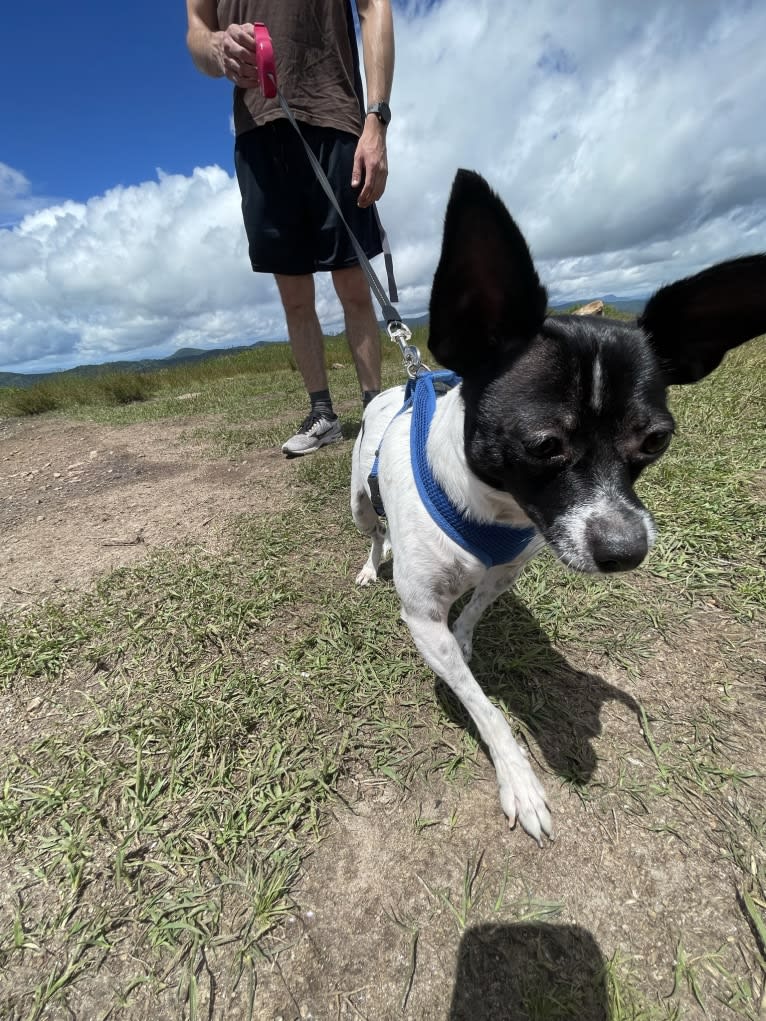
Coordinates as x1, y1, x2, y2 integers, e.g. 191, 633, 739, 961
367, 371, 536, 568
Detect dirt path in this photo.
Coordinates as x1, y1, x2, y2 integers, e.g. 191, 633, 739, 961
1, 409, 763, 1019
0, 414, 293, 609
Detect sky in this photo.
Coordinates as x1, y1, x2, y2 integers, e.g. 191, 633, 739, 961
1, 1, 765, 374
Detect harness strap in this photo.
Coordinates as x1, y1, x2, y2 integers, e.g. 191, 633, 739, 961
367, 371, 458, 515
369, 372, 537, 568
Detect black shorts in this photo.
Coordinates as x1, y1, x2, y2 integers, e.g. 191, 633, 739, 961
234, 120, 384, 275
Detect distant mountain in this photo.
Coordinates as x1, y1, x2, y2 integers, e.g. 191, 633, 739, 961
166, 347, 208, 360
549, 294, 647, 315
0, 340, 272, 390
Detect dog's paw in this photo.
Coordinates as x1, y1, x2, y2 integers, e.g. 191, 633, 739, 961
495, 752, 553, 846
355, 564, 378, 587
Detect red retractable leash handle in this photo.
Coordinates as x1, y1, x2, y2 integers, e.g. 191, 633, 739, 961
252, 23, 277, 98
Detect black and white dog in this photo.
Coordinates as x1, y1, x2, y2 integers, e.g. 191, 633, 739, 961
351, 169, 766, 845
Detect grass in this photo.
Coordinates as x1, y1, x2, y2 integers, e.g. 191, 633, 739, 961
0, 509, 435, 1016
0, 330, 412, 420
0, 330, 764, 1017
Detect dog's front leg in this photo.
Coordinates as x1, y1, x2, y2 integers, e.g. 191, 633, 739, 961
452, 543, 543, 662
402, 608, 553, 844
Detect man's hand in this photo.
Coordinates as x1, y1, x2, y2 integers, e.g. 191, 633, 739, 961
186, 1, 259, 85
352, 118, 389, 207
221, 23, 260, 89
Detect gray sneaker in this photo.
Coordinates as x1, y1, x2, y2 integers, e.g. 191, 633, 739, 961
281, 411, 342, 456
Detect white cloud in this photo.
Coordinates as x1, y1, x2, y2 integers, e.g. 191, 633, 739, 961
0, 162, 62, 229
0, 168, 290, 371
387, 0, 766, 299
1, 0, 765, 372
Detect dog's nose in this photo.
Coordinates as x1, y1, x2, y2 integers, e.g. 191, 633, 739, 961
587, 516, 648, 573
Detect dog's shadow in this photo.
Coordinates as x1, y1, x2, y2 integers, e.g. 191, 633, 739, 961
437, 591, 640, 785
449, 921, 609, 1021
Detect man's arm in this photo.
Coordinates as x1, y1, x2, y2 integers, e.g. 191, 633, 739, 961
357, 0, 394, 108
353, 0, 395, 207
185, 0, 260, 88
186, 0, 225, 77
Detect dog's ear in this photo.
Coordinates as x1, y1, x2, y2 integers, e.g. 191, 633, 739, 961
639, 255, 766, 385
428, 170, 548, 375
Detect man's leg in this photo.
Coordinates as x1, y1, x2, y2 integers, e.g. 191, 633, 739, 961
276, 273, 342, 456
332, 266, 382, 403
275, 273, 327, 393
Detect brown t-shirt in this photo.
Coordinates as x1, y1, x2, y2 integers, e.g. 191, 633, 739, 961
216, 1, 365, 137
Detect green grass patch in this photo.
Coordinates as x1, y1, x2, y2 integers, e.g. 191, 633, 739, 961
0, 333, 763, 1018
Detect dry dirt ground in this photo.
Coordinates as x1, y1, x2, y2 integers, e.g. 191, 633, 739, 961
0, 412, 295, 609
1, 412, 764, 1020
251, 631, 765, 1021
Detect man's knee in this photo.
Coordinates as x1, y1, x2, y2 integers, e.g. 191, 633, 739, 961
332, 266, 374, 312
275, 274, 316, 317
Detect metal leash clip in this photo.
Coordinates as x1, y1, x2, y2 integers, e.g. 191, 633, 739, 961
387, 320, 423, 378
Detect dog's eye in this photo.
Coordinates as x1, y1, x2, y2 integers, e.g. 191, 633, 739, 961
641, 430, 672, 455
529, 436, 564, 459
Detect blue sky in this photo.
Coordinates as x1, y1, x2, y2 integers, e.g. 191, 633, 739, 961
2, 1, 765, 374
0, 5, 230, 212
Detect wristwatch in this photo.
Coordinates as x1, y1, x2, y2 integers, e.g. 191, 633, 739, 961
366, 101, 391, 126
